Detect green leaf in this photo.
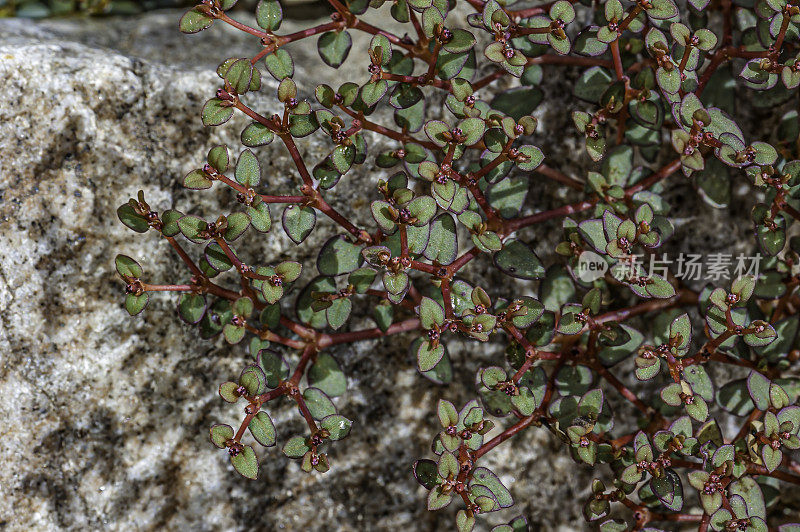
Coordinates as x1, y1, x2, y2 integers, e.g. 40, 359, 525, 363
748, 371, 771, 410
257, 350, 289, 388
205, 241, 233, 272
438, 399, 459, 427
308, 353, 347, 397
493, 240, 545, 280
282, 435, 310, 458
202, 98, 234, 126
417, 340, 445, 372
303, 387, 336, 419
491, 88, 543, 120
177, 293, 207, 324
326, 298, 352, 330
117, 203, 149, 233
360, 80, 388, 107
488, 176, 528, 218
470, 467, 513, 508
255, 0, 282, 31
318, 31, 353, 68
717, 379, 753, 416
210, 423, 234, 448
207, 144, 229, 171
413, 459, 438, 489
427, 486, 453, 510
762, 445, 782, 473
235, 149, 260, 187
115, 254, 143, 278
241, 122, 275, 147
331, 144, 355, 174
264, 49, 294, 80
239, 365, 266, 395
317, 235, 363, 276
224, 212, 250, 241
289, 112, 319, 137
282, 205, 316, 244
224, 58, 253, 94
321, 414, 352, 440
425, 214, 458, 265
249, 411, 276, 447
179, 7, 213, 33
574, 66, 613, 103
125, 293, 149, 316
247, 202, 272, 232
419, 297, 445, 329
275, 261, 302, 282
650, 468, 683, 511
374, 301, 394, 332
516, 145, 544, 171
383, 271, 409, 296
230, 444, 258, 479
183, 169, 213, 190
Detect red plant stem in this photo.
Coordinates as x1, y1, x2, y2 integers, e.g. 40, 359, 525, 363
261, 194, 307, 203
289, 344, 317, 385
314, 194, 373, 242
593, 363, 654, 416
593, 288, 698, 325
382, 72, 450, 90
536, 164, 584, 190
610, 39, 624, 80
337, 105, 438, 149
365, 288, 416, 310
234, 412, 257, 441
318, 318, 421, 347
214, 236, 246, 273
352, 19, 417, 54
410, 259, 439, 275
217, 12, 267, 39
678, 43, 693, 74
280, 21, 342, 45
399, 225, 409, 257
280, 315, 317, 342
780, 202, 800, 222
441, 278, 454, 319
255, 386, 288, 405
625, 158, 682, 195
293, 393, 319, 432
774, 13, 791, 51
165, 236, 205, 278
617, 5, 642, 32
470, 142, 512, 182
408, 8, 426, 44
514, 26, 551, 36
455, 171, 500, 225
472, 69, 505, 90
729, 408, 761, 444
505, 198, 595, 232
443, 247, 477, 276
143, 284, 193, 292
528, 54, 613, 68
250, 325, 307, 350
473, 358, 564, 460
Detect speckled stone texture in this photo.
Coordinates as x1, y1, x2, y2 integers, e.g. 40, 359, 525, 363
0, 10, 594, 532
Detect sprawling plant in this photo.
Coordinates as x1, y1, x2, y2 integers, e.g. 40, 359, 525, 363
116, 0, 800, 528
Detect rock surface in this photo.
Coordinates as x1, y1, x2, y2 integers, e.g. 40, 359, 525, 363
0, 10, 592, 532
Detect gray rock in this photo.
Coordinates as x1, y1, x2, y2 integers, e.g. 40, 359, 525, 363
0, 10, 590, 532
